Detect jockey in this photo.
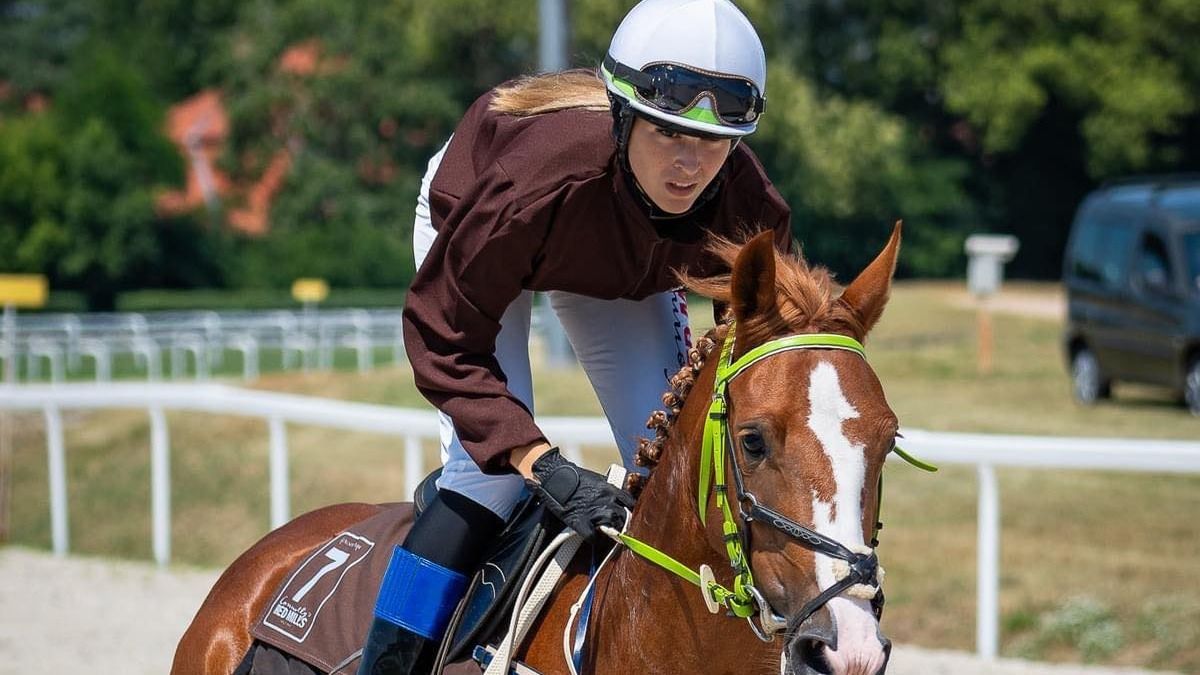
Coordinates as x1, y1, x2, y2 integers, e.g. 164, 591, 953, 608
358, 1, 790, 672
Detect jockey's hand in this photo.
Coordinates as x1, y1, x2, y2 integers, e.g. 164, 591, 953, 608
526, 447, 635, 541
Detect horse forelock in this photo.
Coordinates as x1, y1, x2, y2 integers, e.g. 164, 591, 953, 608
678, 237, 865, 347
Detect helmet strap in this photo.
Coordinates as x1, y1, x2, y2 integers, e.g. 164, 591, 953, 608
608, 90, 638, 172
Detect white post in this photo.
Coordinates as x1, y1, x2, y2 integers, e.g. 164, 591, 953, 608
538, 0, 568, 72
977, 464, 1000, 660
81, 339, 111, 382
563, 443, 583, 467
1, 304, 15, 542
233, 335, 259, 381
269, 416, 289, 529
64, 315, 82, 372
44, 405, 69, 557
404, 435, 423, 502
135, 338, 161, 381
535, 0, 576, 369
3, 303, 16, 384
150, 406, 170, 566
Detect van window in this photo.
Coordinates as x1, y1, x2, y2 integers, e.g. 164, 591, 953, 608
1160, 187, 1200, 220
1069, 206, 1138, 288
1106, 184, 1155, 204
1185, 232, 1200, 294
1136, 233, 1172, 290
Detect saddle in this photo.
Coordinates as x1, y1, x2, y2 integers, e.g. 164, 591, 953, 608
246, 469, 561, 674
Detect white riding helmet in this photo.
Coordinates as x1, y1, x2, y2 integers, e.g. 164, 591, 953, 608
602, 0, 767, 138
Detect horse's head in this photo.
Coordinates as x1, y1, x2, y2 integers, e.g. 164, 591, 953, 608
640, 225, 901, 675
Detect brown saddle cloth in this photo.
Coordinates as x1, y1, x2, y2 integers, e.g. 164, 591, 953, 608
249, 504, 415, 673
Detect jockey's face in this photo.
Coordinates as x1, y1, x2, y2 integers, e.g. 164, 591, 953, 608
627, 117, 732, 214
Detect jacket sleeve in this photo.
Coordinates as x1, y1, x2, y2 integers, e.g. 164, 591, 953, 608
402, 163, 550, 474
772, 201, 794, 255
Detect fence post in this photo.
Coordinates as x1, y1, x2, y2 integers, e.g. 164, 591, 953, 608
150, 406, 171, 566
44, 404, 69, 557
404, 435, 423, 501
977, 463, 1000, 660
563, 443, 583, 466
269, 416, 289, 529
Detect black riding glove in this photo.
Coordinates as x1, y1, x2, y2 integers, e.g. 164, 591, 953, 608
526, 448, 636, 541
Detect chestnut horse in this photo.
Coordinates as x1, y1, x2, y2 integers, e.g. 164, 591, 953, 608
174, 225, 902, 675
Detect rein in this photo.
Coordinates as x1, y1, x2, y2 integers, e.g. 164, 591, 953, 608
610, 323, 933, 642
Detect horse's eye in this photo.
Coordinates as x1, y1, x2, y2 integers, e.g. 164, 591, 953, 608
739, 430, 767, 459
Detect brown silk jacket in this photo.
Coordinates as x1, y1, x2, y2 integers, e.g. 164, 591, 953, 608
402, 90, 792, 473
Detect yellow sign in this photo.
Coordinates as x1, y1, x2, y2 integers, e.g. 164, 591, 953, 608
291, 278, 329, 303
0, 274, 48, 308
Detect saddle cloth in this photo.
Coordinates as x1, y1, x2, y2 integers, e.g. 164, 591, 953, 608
248, 473, 556, 674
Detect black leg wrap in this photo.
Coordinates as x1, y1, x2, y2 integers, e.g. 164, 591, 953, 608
356, 489, 505, 675
403, 489, 505, 573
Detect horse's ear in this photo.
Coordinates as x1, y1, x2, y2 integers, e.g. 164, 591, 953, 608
731, 230, 778, 324
840, 221, 902, 337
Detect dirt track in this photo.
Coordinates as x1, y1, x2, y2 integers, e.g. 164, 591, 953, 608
0, 547, 1176, 675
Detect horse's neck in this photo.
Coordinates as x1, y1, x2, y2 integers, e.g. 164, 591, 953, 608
622, 340, 719, 561
582, 352, 770, 672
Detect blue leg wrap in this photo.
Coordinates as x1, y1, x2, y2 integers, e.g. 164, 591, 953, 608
374, 546, 468, 640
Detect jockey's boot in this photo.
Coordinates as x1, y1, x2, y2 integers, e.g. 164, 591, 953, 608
357, 489, 504, 675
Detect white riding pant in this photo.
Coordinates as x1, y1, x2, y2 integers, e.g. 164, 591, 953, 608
412, 140, 692, 520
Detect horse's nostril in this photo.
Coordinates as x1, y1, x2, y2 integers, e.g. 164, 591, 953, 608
874, 635, 893, 675
789, 637, 834, 675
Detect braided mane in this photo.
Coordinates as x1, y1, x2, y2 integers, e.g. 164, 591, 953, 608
625, 237, 856, 496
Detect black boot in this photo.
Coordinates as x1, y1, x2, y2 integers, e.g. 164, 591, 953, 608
357, 618, 436, 675
356, 490, 504, 675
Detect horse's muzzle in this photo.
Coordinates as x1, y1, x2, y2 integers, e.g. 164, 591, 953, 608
785, 616, 892, 675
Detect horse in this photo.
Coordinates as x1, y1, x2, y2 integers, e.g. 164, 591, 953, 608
174, 224, 903, 675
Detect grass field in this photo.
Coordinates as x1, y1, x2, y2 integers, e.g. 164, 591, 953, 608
3, 281, 1198, 672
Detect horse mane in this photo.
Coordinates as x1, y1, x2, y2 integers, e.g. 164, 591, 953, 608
488, 69, 610, 117
626, 237, 860, 496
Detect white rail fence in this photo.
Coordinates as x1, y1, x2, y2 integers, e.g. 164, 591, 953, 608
1, 309, 408, 383
2, 382, 1198, 661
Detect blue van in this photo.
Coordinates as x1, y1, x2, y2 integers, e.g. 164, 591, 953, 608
1062, 176, 1200, 414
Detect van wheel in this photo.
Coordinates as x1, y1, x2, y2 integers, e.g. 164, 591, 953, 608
1186, 359, 1200, 416
1071, 348, 1110, 404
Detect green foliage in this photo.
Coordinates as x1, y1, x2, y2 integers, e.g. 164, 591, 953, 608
942, 0, 1198, 175
1014, 596, 1124, 663
5, 0, 1200, 290
0, 0, 93, 103
782, 0, 1200, 278
1135, 596, 1200, 668
209, 0, 513, 292
751, 61, 972, 277
0, 46, 221, 309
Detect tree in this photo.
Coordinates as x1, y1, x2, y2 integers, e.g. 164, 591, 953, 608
211, 0, 546, 290
0, 0, 92, 106
783, 0, 1200, 277
0, 46, 212, 309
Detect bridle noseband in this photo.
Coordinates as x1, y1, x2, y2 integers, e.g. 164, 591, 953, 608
614, 325, 889, 642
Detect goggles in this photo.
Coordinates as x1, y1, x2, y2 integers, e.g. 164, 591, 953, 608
604, 54, 765, 127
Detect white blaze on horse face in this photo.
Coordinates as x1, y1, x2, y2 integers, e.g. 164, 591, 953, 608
806, 361, 888, 672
